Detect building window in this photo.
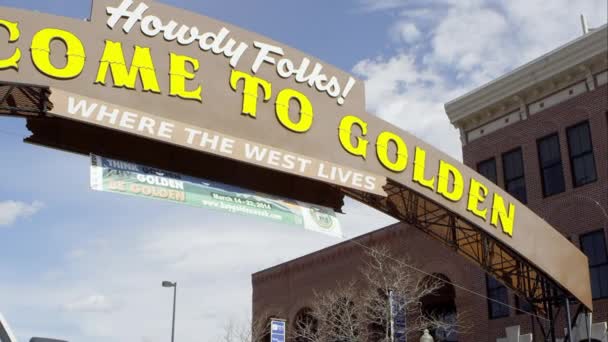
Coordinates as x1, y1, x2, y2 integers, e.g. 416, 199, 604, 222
486, 275, 509, 319
477, 158, 497, 184
580, 230, 608, 299
502, 148, 527, 203
537, 134, 565, 197
567, 121, 597, 187
514, 295, 533, 315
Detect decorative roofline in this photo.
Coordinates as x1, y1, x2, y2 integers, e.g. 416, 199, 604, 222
251, 223, 404, 282
445, 25, 608, 128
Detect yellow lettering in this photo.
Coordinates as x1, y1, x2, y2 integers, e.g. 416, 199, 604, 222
338, 115, 368, 159
467, 178, 488, 220
0, 19, 21, 70
491, 193, 516, 237
95, 40, 160, 93
376, 131, 408, 172
229, 69, 271, 118
31, 28, 85, 79
412, 147, 435, 190
169, 53, 202, 102
437, 160, 464, 202
275, 88, 314, 133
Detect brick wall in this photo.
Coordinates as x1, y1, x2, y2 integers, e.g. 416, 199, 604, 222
252, 223, 494, 341
462, 83, 608, 339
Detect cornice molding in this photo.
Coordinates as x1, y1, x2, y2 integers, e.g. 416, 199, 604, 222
445, 25, 608, 128
252, 223, 405, 283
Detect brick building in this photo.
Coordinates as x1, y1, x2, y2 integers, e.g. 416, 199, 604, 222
252, 25, 607, 341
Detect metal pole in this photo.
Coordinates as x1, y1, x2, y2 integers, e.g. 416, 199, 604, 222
388, 289, 395, 342
565, 297, 573, 342
543, 280, 556, 342
586, 310, 591, 342
530, 309, 536, 340
171, 283, 177, 342
403, 294, 407, 342
580, 14, 589, 35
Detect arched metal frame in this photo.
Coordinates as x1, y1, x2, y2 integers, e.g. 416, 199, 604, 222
341, 181, 586, 341
0, 81, 588, 341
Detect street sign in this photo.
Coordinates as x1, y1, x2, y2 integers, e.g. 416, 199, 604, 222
393, 296, 407, 342
270, 319, 286, 342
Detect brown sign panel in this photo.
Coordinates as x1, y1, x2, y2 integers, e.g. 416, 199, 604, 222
0, 0, 592, 308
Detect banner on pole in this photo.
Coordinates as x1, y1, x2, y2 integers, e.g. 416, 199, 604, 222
90, 154, 342, 237
270, 319, 286, 342
392, 294, 407, 342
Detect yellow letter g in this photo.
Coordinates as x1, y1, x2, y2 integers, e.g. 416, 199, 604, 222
339, 115, 368, 159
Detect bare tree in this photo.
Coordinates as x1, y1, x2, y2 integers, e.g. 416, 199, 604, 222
291, 245, 465, 342
292, 281, 365, 342
221, 315, 270, 342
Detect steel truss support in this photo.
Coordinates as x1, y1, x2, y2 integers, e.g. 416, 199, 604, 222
0, 82, 51, 117
341, 180, 575, 327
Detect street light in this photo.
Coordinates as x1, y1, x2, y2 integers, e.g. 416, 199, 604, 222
420, 329, 434, 342
162, 281, 177, 342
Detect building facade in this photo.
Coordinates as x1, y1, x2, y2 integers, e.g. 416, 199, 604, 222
252, 25, 607, 341
445, 23, 608, 340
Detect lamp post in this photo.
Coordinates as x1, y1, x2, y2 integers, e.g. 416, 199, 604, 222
162, 281, 177, 342
420, 329, 434, 342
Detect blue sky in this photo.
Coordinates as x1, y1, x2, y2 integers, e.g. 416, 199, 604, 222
0, 0, 606, 341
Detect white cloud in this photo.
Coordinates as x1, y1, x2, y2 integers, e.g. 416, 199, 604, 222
500, 0, 607, 60
1, 198, 393, 342
354, 0, 607, 160
66, 248, 86, 260
358, 0, 409, 11
354, 53, 464, 158
432, 7, 510, 78
0, 200, 44, 226
392, 22, 422, 43
64, 294, 117, 313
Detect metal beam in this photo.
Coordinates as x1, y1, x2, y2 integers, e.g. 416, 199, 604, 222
341, 181, 570, 320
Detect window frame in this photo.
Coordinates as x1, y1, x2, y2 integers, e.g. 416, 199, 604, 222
502, 148, 527, 204
514, 295, 533, 315
536, 133, 565, 197
486, 274, 510, 319
566, 121, 597, 188
580, 230, 608, 300
477, 157, 498, 185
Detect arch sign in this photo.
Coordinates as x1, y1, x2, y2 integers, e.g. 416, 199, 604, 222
0, 0, 591, 309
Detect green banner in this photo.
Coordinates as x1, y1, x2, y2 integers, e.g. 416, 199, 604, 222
90, 154, 342, 237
